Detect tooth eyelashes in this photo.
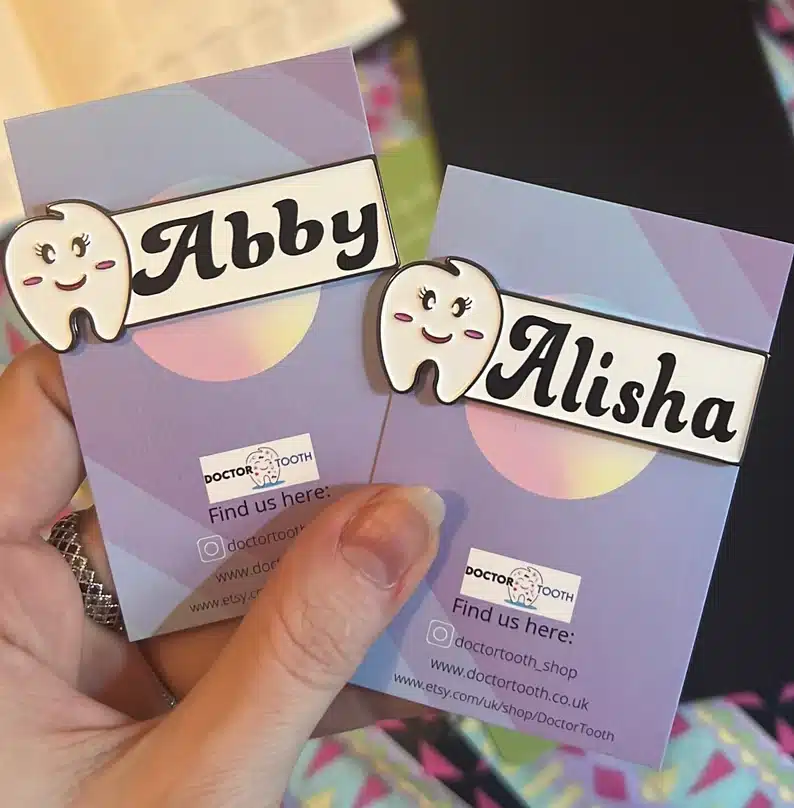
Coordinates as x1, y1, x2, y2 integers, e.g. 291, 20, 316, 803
377, 256, 504, 405
2, 201, 132, 353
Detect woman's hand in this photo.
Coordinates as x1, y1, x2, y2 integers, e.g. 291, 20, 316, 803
0, 345, 443, 807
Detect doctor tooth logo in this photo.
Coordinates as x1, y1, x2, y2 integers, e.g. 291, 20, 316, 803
378, 257, 504, 404
461, 548, 581, 624
200, 433, 319, 505
2, 201, 132, 352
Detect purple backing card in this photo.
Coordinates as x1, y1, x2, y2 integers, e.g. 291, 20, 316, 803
354, 167, 794, 766
4, 48, 391, 640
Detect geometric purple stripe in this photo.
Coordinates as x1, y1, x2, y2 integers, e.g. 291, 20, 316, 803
276, 47, 369, 122
718, 225, 794, 321
190, 64, 372, 167
631, 207, 774, 349
86, 457, 212, 589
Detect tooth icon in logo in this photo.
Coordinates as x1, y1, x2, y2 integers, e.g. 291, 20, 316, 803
247, 447, 281, 489
2, 201, 132, 352
507, 567, 542, 607
378, 257, 504, 404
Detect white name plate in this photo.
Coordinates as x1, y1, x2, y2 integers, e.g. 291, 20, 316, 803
378, 257, 767, 464
2, 156, 397, 352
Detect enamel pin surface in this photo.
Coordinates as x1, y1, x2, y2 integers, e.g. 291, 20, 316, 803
377, 255, 768, 465
2, 201, 132, 352
1, 156, 398, 354
378, 257, 505, 404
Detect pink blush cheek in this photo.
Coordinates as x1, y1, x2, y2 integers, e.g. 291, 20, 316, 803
464, 329, 484, 339
394, 312, 414, 322
22, 276, 43, 287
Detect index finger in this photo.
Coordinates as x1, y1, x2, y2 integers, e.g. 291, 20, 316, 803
0, 344, 84, 542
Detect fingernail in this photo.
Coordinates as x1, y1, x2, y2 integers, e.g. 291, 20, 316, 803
70, 479, 94, 511
340, 487, 445, 589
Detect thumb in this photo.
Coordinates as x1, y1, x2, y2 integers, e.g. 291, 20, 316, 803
135, 485, 443, 806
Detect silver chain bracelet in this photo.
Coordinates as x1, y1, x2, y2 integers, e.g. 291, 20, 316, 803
45, 512, 124, 631
44, 512, 177, 710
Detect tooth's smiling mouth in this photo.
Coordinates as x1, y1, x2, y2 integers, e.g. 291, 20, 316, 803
421, 327, 453, 344
54, 275, 87, 292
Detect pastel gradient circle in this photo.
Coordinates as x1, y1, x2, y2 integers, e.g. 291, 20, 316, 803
131, 177, 321, 382
465, 294, 657, 500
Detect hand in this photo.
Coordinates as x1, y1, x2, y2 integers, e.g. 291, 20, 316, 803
0, 345, 443, 807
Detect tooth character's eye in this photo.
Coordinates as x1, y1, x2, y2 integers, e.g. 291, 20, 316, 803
71, 233, 90, 257
34, 243, 56, 264
419, 286, 436, 310
451, 296, 472, 318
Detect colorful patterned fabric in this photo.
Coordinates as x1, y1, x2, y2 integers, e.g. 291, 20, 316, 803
356, 35, 432, 154
286, 725, 467, 808
728, 686, 794, 759
287, 702, 794, 808
752, 1, 794, 59
355, 32, 440, 265
382, 716, 527, 808
455, 700, 794, 807
752, 2, 794, 125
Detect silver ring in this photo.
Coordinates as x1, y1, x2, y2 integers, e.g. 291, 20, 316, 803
45, 512, 177, 709
45, 512, 124, 631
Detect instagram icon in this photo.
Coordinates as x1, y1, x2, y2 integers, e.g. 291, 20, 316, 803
197, 535, 227, 563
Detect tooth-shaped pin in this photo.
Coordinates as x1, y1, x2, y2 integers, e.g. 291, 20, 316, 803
377, 257, 504, 404
2, 201, 131, 353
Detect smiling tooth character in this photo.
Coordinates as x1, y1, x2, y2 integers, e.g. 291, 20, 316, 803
247, 447, 281, 489
508, 566, 543, 606
2, 201, 131, 352
378, 257, 504, 404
